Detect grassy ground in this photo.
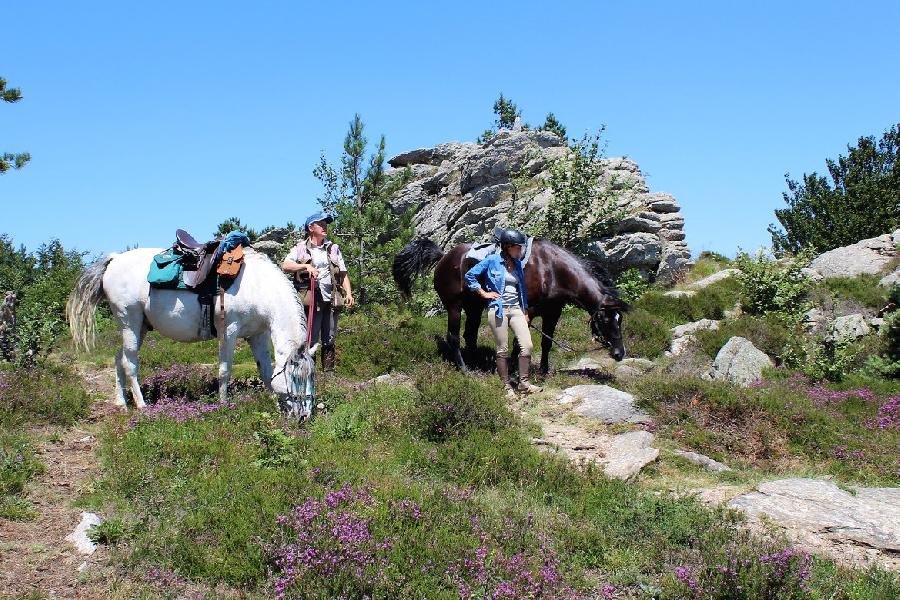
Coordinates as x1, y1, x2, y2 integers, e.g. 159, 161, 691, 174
5, 262, 899, 598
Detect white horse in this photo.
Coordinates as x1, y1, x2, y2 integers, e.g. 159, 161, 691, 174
67, 247, 317, 417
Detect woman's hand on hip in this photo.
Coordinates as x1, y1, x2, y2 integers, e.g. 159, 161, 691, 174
481, 290, 501, 300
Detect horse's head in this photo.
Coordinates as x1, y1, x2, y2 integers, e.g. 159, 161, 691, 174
272, 343, 318, 420
590, 300, 628, 361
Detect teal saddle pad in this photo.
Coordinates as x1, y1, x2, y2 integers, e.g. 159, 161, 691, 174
147, 250, 188, 289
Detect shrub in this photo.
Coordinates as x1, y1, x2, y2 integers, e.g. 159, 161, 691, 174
867, 284, 900, 378
615, 268, 650, 303
413, 367, 512, 442
622, 308, 672, 359
822, 274, 888, 310
0, 360, 92, 427
140, 363, 218, 403
88, 518, 128, 545
734, 249, 813, 320
0, 431, 43, 520
694, 314, 797, 360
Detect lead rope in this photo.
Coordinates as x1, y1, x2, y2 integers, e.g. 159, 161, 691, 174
306, 271, 316, 348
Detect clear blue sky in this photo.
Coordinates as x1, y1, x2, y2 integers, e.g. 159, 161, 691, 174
3, 1, 898, 258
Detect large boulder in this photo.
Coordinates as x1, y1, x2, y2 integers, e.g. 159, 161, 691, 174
808, 230, 900, 279
385, 129, 692, 280
829, 313, 871, 341
709, 336, 773, 386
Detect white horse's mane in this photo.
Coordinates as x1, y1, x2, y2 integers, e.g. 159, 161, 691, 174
243, 248, 302, 311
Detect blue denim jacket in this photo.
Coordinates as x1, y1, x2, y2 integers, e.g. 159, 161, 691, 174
464, 254, 528, 319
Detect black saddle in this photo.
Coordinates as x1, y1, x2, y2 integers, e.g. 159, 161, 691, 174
173, 229, 222, 289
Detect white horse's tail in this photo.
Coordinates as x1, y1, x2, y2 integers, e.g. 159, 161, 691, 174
67, 254, 115, 351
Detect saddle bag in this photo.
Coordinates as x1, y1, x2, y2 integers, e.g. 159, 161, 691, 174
216, 244, 244, 278
147, 250, 184, 288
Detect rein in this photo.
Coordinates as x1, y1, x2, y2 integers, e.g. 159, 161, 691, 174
306, 272, 316, 348
527, 322, 579, 352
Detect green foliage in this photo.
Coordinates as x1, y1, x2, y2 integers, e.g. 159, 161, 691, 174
821, 274, 888, 309
0, 430, 43, 520
867, 284, 900, 377
539, 112, 567, 140
492, 93, 521, 130
314, 114, 415, 305
0, 360, 92, 428
0, 237, 84, 365
695, 314, 797, 360
213, 217, 259, 242
538, 129, 628, 252
769, 124, 900, 255
88, 518, 128, 545
632, 373, 900, 484
734, 249, 814, 321
0, 77, 30, 174
622, 308, 672, 358
615, 268, 650, 303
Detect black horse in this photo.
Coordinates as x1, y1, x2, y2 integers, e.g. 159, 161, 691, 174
392, 238, 628, 374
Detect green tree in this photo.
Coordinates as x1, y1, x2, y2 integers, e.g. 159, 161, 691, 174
1, 77, 31, 174
539, 112, 567, 141
769, 124, 900, 255
214, 217, 259, 242
477, 93, 524, 143
314, 114, 414, 305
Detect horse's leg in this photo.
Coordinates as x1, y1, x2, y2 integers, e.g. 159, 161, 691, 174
218, 329, 238, 403
446, 304, 466, 371
248, 332, 273, 391
539, 304, 563, 377
113, 349, 128, 407
462, 301, 482, 368
118, 308, 147, 409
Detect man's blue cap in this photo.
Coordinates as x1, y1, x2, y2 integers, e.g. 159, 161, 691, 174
304, 211, 335, 231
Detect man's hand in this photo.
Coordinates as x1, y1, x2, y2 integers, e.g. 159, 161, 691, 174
344, 293, 354, 309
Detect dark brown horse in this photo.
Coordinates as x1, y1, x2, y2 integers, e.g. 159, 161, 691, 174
393, 238, 628, 374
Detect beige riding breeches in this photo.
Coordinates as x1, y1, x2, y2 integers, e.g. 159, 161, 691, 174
487, 305, 532, 358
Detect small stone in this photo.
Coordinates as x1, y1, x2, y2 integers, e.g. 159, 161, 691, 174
663, 290, 697, 298
829, 314, 871, 341
602, 431, 659, 480
66, 512, 102, 555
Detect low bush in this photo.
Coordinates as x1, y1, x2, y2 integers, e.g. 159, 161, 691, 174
0, 360, 92, 427
733, 249, 813, 320
0, 430, 43, 520
694, 314, 797, 361
621, 308, 672, 359
821, 274, 888, 310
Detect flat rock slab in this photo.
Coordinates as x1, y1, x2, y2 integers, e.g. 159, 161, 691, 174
688, 268, 741, 290
559, 384, 653, 425
730, 479, 900, 567
603, 431, 659, 480
663, 290, 697, 298
673, 449, 731, 473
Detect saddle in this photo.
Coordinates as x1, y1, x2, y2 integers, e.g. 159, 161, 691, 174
174, 229, 221, 288
147, 229, 251, 340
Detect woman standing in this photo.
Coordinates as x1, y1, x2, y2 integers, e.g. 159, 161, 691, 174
282, 211, 354, 373
465, 229, 542, 398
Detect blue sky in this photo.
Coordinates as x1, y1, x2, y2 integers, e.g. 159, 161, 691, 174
2, 1, 898, 258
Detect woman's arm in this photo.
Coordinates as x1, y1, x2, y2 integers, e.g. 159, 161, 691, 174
340, 272, 354, 308
464, 258, 500, 300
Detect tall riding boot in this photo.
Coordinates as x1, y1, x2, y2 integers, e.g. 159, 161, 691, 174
517, 355, 543, 393
322, 344, 336, 374
496, 356, 517, 399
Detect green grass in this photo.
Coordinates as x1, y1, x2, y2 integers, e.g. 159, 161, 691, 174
693, 313, 797, 360
820, 274, 890, 310
0, 359, 91, 520
81, 364, 899, 597
630, 372, 900, 486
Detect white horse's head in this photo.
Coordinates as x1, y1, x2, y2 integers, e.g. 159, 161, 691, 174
272, 343, 318, 420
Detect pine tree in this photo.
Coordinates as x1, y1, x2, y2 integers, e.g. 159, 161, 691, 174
769, 124, 900, 254
1, 77, 31, 174
539, 112, 567, 141
314, 115, 414, 305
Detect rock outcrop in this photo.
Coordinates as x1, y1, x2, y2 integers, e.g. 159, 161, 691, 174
386, 129, 692, 282
730, 478, 900, 569
808, 229, 900, 279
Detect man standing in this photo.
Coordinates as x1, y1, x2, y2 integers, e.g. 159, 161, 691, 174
282, 212, 354, 372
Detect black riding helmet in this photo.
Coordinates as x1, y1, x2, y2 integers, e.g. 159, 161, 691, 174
496, 228, 527, 246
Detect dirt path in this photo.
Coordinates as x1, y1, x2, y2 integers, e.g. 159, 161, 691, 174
0, 366, 118, 599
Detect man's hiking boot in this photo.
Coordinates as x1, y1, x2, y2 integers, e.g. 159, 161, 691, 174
322, 344, 336, 373
517, 355, 543, 394
497, 356, 517, 399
